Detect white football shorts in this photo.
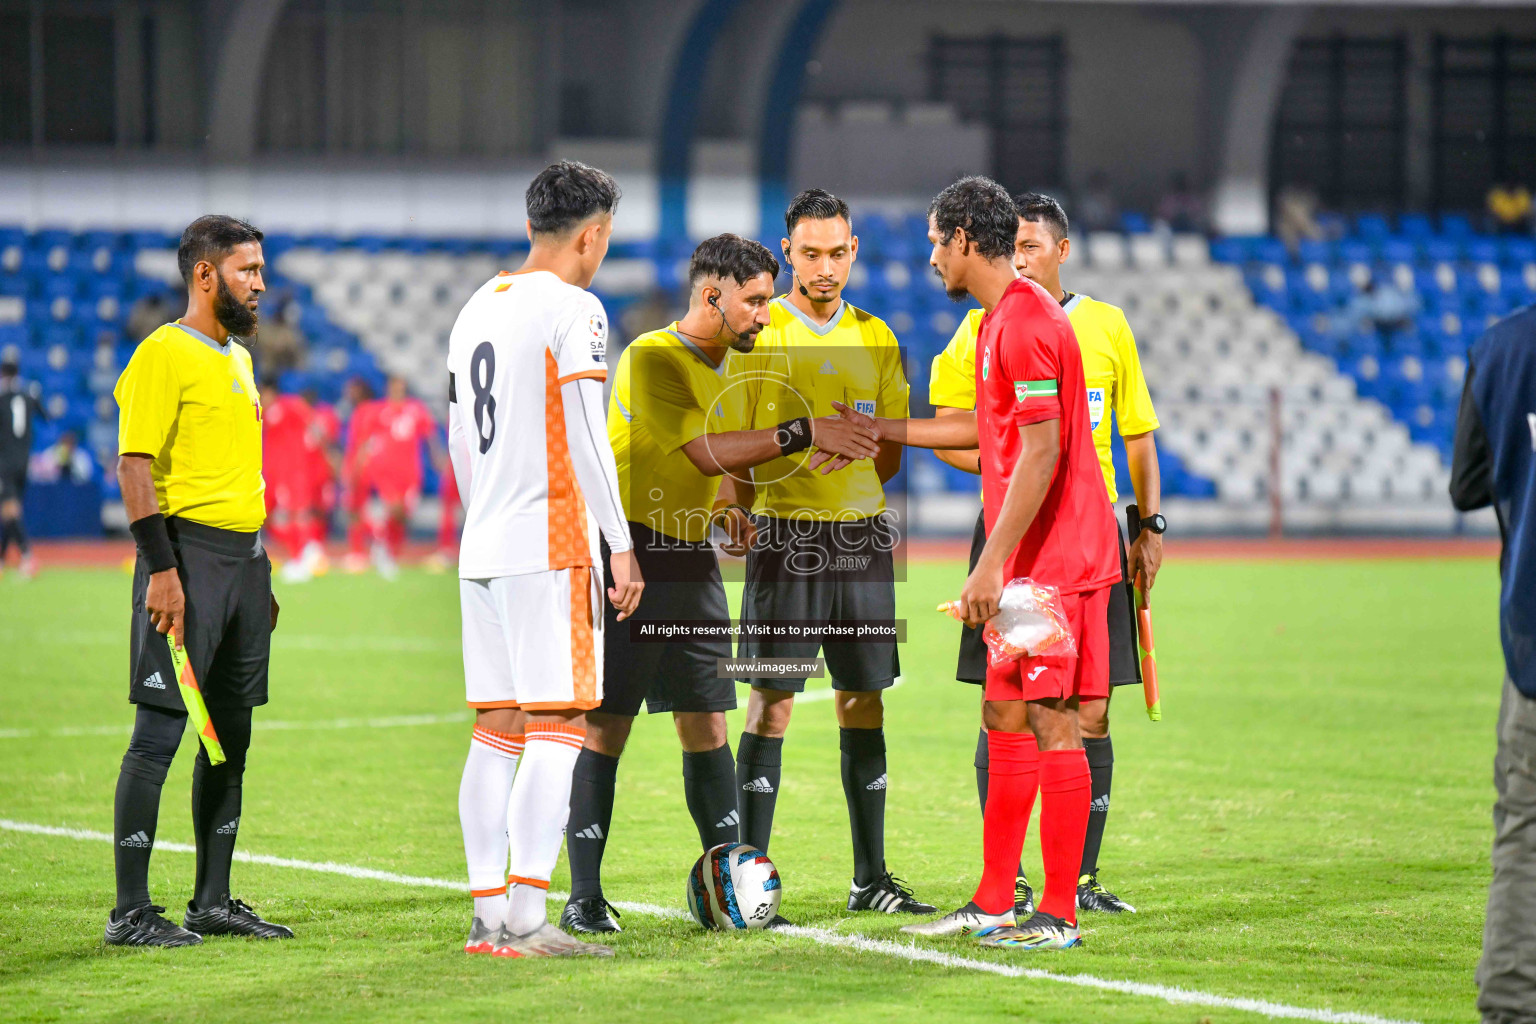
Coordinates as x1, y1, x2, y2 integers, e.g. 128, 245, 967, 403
460, 567, 603, 711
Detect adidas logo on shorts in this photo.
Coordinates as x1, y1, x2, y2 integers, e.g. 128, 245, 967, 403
742, 776, 775, 794
865, 774, 888, 791
141, 671, 166, 690
573, 823, 605, 840
1090, 794, 1110, 813
119, 831, 151, 848
216, 817, 240, 835
716, 809, 739, 829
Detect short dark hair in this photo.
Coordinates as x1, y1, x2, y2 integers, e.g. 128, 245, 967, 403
1014, 192, 1069, 241
177, 215, 263, 285
525, 161, 621, 237
928, 177, 1018, 260
784, 187, 851, 237
688, 234, 781, 289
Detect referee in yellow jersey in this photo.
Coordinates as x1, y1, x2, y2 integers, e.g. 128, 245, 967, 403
731, 189, 936, 920
106, 216, 291, 947
929, 194, 1163, 916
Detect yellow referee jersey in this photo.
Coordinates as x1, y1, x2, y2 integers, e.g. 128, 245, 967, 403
113, 322, 266, 531
608, 325, 753, 543
929, 294, 1158, 503
739, 296, 909, 520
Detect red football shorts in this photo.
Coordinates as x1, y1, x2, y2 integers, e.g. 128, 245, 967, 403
984, 585, 1111, 703
370, 472, 421, 508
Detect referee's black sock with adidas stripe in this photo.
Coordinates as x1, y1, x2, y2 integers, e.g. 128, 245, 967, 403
840, 727, 887, 888
735, 732, 782, 854
1080, 735, 1114, 876
682, 744, 739, 850
567, 748, 619, 901
191, 707, 252, 910
113, 705, 184, 913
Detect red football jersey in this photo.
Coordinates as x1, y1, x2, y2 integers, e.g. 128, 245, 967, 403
975, 277, 1120, 595
361, 397, 434, 483
307, 403, 340, 485
343, 399, 380, 484
262, 394, 314, 492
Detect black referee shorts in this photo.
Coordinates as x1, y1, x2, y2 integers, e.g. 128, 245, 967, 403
129, 517, 273, 711
738, 515, 900, 693
955, 508, 1140, 688
599, 523, 736, 717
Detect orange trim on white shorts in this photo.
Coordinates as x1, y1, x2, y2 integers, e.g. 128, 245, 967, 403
467, 700, 521, 709
517, 700, 601, 712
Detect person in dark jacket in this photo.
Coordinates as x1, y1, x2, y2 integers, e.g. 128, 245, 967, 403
1451, 303, 1536, 1024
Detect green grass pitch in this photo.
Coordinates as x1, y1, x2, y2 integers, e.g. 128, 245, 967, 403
0, 555, 1503, 1023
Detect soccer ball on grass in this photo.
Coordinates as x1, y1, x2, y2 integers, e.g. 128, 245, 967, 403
686, 842, 781, 929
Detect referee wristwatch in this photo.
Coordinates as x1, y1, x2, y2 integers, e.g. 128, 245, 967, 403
1140, 513, 1167, 535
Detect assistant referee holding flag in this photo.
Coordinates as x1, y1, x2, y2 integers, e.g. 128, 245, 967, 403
106, 215, 291, 947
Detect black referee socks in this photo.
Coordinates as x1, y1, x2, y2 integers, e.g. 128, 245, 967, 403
735, 732, 783, 854
1080, 735, 1115, 876
191, 707, 252, 910
682, 744, 739, 851
840, 727, 887, 888
567, 748, 620, 901
113, 705, 185, 913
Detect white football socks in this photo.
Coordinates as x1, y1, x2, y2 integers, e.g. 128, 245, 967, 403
458, 724, 524, 929
505, 721, 585, 935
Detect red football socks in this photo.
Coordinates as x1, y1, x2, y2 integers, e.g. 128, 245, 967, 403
1038, 747, 1092, 923
973, 731, 1039, 915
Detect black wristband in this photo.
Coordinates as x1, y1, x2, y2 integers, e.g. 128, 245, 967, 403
129, 513, 178, 574
774, 416, 813, 456
711, 503, 752, 527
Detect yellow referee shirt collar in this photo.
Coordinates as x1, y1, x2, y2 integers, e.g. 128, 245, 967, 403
173, 321, 233, 355
773, 295, 848, 336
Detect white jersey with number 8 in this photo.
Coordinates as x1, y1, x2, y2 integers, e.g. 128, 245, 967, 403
446, 269, 613, 579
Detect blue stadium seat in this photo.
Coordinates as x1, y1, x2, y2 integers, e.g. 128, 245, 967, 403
1501, 237, 1536, 266
1466, 238, 1501, 265
1355, 213, 1391, 241
1440, 213, 1474, 239
1398, 213, 1434, 241
1380, 239, 1416, 265
1296, 239, 1334, 264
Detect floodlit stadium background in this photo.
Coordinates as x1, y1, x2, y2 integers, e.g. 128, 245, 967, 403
2, 0, 1532, 542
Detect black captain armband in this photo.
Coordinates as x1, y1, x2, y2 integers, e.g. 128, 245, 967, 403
774, 416, 813, 457
130, 513, 178, 574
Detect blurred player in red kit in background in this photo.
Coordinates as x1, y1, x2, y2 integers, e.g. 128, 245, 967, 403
343, 374, 440, 578
427, 425, 462, 573
338, 377, 377, 574
300, 386, 340, 576
259, 380, 321, 582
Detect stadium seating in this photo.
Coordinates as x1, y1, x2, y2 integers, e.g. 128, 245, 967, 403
6, 210, 1502, 524
0, 227, 387, 496
1210, 214, 1536, 468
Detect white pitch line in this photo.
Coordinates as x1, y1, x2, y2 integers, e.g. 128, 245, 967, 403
0, 818, 1417, 1024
